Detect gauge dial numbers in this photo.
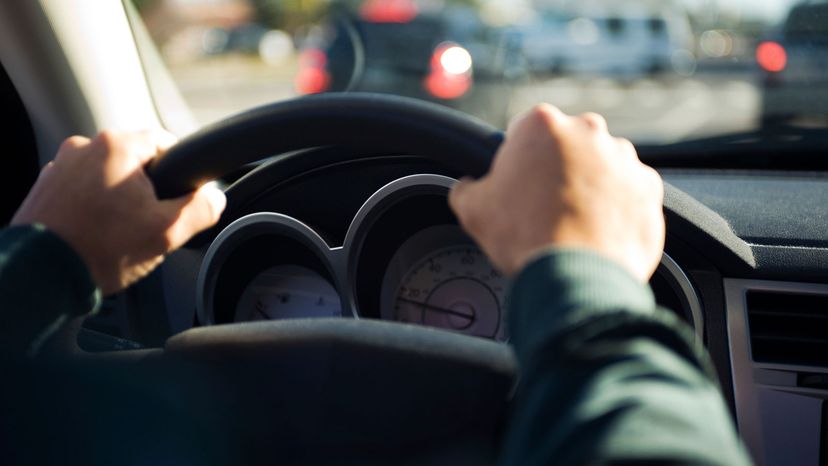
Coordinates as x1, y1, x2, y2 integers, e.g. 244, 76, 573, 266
234, 265, 342, 322
390, 246, 508, 341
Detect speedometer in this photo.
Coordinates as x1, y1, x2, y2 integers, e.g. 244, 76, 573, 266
390, 245, 508, 341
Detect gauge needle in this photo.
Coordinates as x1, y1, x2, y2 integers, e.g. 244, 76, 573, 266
396, 297, 475, 322
255, 306, 271, 320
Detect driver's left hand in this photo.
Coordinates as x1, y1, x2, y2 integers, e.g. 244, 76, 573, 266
11, 130, 226, 295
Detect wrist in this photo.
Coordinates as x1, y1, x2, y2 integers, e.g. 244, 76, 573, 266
509, 240, 634, 281
528, 235, 654, 284
6, 224, 101, 313
508, 247, 657, 359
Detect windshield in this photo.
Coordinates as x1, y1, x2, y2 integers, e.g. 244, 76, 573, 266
131, 0, 821, 145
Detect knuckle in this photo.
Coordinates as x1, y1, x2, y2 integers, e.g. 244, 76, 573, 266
508, 104, 564, 141
615, 137, 638, 157
449, 181, 484, 231
155, 232, 175, 253
459, 198, 486, 234
150, 217, 176, 250
147, 210, 176, 250
93, 130, 123, 153
653, 172, 665, 197
58, 135, 87, 153
193, 185, 226, 229
202, 195, 221, 225
645, 165, 662, 183
581, 112, 607, 131
644, 167, 664, 197
454, 196, 478, 230
529, 103, 561, 128
448, 180, 469, 210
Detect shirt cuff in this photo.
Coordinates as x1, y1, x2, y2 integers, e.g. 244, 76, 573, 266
11, 224, 100, 317
507, 248, 656, 362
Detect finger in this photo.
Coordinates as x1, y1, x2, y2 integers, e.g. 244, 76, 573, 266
90, 130, 154, 166
448, 177, 475, 217
159, 182, 227, 252
506, 103, 565, 138
54, 135, 92, 161
150, 129, 178, 152
527, 104, 566, 132
614, 137, 638, 159
41, 161, 55, 171
580, 112, 608, 133
449, 177, 488, 236
646, 166, 665, 200
126, 129, 179, 165
60, 135, 92, 151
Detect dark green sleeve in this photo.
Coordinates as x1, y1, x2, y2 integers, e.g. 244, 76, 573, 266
498, 249, 752, 466
0, 224, 100, 357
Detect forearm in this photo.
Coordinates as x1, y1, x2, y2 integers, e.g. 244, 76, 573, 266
0, 225, 99, 357
499, 249, 751, 465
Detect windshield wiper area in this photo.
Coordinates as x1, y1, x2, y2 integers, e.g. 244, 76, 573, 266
638, 126, 828, 170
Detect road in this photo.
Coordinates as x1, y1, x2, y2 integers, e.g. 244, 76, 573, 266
508, 75, 759, 143
173, 57, 760, 144
170, 56, 297, 126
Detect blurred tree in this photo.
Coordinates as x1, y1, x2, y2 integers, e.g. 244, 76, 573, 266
249, 0, 329, 31
133, 0, 160, 13
251, 0, 481, 32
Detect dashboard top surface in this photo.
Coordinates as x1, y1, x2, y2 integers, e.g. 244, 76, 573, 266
663, 169, 828, 249
215, 153, 828, 282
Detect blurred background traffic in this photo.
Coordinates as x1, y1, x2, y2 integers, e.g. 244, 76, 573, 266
132, 0, 825, 144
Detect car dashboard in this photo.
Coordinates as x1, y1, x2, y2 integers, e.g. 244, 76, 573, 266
153, 153, 705, 339
3, 1, 828, 463
82, 150, 828, 466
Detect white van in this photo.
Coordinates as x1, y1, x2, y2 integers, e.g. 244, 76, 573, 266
522, 11, 694, 78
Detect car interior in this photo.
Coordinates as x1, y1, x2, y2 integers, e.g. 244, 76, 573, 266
1, 1, 827, 466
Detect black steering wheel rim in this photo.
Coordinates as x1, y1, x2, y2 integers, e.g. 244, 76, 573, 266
147, 93, 504, 199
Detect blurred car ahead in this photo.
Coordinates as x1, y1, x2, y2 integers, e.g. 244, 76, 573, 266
294, 1, 524, 127
758, 0, 828, 127
201, 23, 294, 65
520, 11, 695, 78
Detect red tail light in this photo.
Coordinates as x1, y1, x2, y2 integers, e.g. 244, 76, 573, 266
757, 41, 787, 73
360, 0, 418, 23
424, 43, 472, 100
295, 48, 330, 95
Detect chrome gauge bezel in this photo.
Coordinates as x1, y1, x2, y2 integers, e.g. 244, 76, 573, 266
340, 174, 458, 316
196, 212, 342, 325
196, 173, 705, 342
659, 252, 705, 342
197, 174, 458, 325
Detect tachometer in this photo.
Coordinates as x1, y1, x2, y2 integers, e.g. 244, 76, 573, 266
390, 246, 508, 340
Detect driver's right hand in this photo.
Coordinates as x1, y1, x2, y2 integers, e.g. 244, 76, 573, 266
449, 104, 664, 283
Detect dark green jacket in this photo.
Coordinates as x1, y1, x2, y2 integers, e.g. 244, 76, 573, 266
0, 225, 99, 357
0, 225, 752, 464
499, 249, 752, 465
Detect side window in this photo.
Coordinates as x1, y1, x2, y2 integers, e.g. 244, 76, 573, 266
132, 0, 311, 126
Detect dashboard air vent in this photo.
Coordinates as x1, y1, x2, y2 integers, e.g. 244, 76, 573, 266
746, 290, 828, 367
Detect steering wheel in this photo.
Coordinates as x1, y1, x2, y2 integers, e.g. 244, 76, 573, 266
141, 93, 516, 465
149, 93, 503, 198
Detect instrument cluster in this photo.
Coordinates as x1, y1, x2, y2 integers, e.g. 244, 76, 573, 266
197, 174, 703, 342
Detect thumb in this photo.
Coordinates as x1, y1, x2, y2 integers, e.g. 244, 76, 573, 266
160, 182, 227, 252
